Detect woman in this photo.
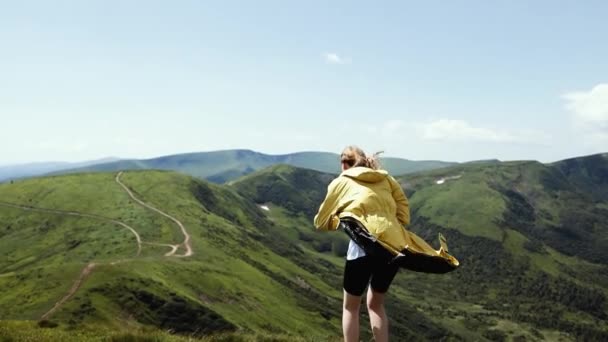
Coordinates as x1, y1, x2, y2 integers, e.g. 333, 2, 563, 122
313, 146, 409, 342
314, 146, 458, 341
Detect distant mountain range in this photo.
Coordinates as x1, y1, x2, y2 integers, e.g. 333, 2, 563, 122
7, 150, 605, 185
0, 158, 120, 182
9, 149, 455, 183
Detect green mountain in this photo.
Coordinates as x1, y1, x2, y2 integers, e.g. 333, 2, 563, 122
50, 149, 456, 183
0, 171, 330, 339
1, 153, 607, 341
231, 165, 334, 217
230, 155, 608, 341
397, 155, 608, 340
551, 153, 608, 202
0, 170, 443, 341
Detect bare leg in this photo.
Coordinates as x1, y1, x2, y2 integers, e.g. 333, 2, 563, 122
343, 290, 362, 342
367, 287, 389, 342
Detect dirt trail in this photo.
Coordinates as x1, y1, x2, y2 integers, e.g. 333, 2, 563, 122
142, 242, 179, 256
115, 172, 193, 257
40, 262, 96, 321
0, 171, 194, 321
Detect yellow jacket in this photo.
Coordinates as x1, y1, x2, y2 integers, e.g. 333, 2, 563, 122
314, 167, 459, 268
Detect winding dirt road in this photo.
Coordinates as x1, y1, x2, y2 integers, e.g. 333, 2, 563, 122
115, 172, 192, 257
0, 171, 194, 321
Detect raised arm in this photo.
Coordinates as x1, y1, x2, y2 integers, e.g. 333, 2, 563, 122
313, 178, 343, 231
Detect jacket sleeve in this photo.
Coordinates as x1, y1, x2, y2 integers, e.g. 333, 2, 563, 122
313, 178, 342, 231
389, 176, 410, 226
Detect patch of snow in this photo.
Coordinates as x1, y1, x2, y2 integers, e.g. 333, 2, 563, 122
260, 205, 270, 211
435, 174, 462, 185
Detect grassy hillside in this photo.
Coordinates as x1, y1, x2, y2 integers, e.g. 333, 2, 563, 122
0, 170, 446, 340
48, 149, 456, 183
0, 171, 347, 340
2, 153, 607, 341
401, 157, 608, 264
231, 164, 334, 217
399, 158, 608, 340
232, 160, 608, 341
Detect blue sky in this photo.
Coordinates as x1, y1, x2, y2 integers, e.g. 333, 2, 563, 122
1, 0, 607, 165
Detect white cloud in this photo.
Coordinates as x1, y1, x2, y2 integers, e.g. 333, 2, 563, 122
421, 119, 513, 142
336, 118, 552, 162
563, 83, 608, 129
563, 84, 608, 148
418, 119, 549, 144
323, 52, 349, 64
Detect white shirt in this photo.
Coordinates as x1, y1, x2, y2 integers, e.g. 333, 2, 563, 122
346, 239, 366, 260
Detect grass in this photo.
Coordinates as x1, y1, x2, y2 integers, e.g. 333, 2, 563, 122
407, 171, 506, 241
0, 320, 323, 342
502, 229, 562, 277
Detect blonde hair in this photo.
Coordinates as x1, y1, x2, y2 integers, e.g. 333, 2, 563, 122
340, 146, 383, 170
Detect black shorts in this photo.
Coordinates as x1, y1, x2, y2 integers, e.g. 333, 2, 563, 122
343, 255, 399, 296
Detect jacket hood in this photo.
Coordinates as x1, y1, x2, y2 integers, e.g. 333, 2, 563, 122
342, 167, 389, 183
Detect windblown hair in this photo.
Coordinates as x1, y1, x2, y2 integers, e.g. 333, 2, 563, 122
340, 146, 383, 170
